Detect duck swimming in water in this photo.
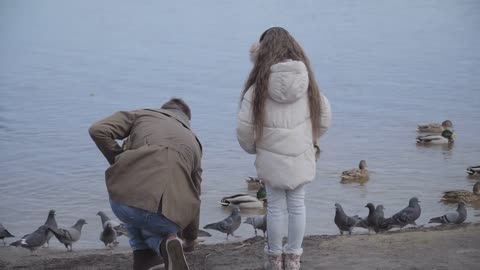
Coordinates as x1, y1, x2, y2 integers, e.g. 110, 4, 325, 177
442, 181, 480, 203
416, 120, 453, 133
416, 129, 455, 145
220, 186, 267, 209
466, 166, 480, 178
341, 160, 369, 182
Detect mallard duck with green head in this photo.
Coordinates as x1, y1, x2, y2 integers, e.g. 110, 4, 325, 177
416, 120, 453, 133
466, 166, 480, 178
442, 181, 480, 203
416, 129, 455, 144
220, 186, 267, 209
341, 160, 369, 182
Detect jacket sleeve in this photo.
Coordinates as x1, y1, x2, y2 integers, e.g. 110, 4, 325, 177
88, 111, 136, 165
317, 94, 332, 138
236, 97, 256, 154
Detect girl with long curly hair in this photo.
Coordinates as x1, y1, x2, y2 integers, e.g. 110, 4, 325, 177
237, 27, 331, 270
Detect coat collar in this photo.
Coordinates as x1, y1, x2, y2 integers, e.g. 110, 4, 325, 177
147, 108, 191, 129
146, 108, 202, 153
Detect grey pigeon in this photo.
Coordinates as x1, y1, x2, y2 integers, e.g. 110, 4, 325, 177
352, 216, 369, 229
203, 207, 241, 239
383, 197, 421, 228
10, 225, 49, 255
197, 229, 212, 237
429, 202, 467, 224
43, 209, 58, 247
97, 211, 128, 237
374, 205, 390, 231
99, 222, 117, 248
48, 219, 87, 251
365, 203, 376, 229
375, 205, 385, 219
244, 215, 267, 237
365, 203, 389, 232
9, 233, 30, 247
10, 210, 57, 248
0, 223, 15, 246
334, 203, 365, 235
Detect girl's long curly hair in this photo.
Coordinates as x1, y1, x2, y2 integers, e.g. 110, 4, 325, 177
241, 27, 322, 141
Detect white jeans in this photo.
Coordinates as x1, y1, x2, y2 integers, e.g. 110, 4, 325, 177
265, 184, 306, 256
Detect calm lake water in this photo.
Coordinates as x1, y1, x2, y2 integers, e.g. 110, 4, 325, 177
1, 0, 479, 249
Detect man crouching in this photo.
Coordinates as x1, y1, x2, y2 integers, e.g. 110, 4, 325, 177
89, 98, 202, 270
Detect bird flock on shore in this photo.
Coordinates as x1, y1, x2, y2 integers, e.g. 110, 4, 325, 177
0, 210, 130, 255
1, 119, 479, 254
201, 120, 480, 239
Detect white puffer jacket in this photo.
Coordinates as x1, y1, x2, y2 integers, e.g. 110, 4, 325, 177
237, 60, 331, 190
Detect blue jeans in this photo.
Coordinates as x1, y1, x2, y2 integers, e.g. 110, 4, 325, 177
110, 200, 180, 254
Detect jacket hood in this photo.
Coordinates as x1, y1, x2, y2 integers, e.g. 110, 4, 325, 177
268, 60, 309, 103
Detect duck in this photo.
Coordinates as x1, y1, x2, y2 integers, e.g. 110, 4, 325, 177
221, 186, 267, 209
416, 129, 455, 145
416, 120, 453, 133
341, 160, 369, 182
245, 176, 264, 191
442, 181, 480, 203
257, 185, 266, 201
466, 166, 480, 178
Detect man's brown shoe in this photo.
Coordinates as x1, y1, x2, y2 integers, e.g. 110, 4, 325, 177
133, 249, 165, 270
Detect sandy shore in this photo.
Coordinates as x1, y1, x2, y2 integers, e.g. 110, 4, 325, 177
1, 223, 479, 270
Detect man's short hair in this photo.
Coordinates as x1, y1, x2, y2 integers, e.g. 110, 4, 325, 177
161, 98, 191, 120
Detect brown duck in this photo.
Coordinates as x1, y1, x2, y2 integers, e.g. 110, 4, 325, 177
442, 181, 480, 203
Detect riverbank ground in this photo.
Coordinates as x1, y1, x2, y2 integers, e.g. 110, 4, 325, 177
1, 223, 479, 270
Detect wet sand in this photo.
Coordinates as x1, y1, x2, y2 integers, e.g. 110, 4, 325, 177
1, 223, 479, 270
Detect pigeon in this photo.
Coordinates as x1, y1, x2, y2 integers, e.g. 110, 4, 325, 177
334, 203, 365, 235
383, 197, 421, 228
48, 219, 87, 251
99, 222, 117, 248
197, 229, 212, 237
375, 205, 386, 219
429, 202, 467, 224
365, 203, 376, 228
373, 205, 391, 231
203, 207, 241, 239
44, 209, 58, 247
10, 210, 57, 248
244, 215, 267, 237
9, 234, 30, 247
10, 225, 49, 255
352, 216, 369, 229
365, 203, 389, 233
97, 211, 128, 237
0, 223, 15, 246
